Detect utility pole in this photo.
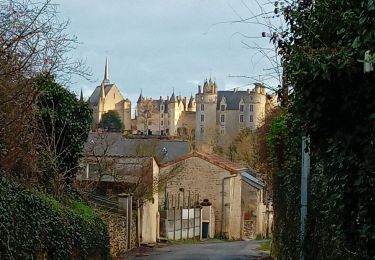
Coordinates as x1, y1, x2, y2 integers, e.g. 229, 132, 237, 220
300, 136, 310, 260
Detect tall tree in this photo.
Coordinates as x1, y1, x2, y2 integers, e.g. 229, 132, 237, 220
37, 75, 92, 193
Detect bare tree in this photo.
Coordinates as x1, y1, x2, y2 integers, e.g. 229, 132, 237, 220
0, 0, 90, 176
136, 98, 159, 135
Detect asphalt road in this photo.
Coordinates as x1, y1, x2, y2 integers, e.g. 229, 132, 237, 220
124, 240, 269, 260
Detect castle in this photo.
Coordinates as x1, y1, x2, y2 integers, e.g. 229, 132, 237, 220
88, 59, 275, 140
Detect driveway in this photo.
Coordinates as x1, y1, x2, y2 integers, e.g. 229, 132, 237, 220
124, 240, 270, 260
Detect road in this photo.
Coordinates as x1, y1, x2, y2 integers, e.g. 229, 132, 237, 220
124, 240, 270, 260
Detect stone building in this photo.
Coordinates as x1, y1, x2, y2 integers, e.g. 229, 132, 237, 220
88, 57, 131, 131
136, 91, 196, 136
195, 78, 276, 148
159, 152, 266, 240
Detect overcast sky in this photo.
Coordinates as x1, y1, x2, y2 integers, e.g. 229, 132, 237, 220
54, 0, 280, 111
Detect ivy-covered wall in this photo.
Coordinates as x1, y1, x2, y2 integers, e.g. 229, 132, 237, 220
0, 177, 110, 259
269, 0, 375, 259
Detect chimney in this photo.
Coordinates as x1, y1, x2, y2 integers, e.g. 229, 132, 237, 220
167, 95, 169, 101
198, 85, 202, 94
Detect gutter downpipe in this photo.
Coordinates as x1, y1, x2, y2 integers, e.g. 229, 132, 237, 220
221, 174, 236, 239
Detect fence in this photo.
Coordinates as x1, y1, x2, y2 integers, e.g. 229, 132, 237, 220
159, 207, 202, 240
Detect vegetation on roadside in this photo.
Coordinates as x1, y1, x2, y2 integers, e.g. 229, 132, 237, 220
266, 0, 375, 259
257, 240, 271, 252
0, 1, 110, 258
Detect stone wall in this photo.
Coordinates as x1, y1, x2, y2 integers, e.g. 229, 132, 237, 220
160, 156, 243, 239
100, 212, 138, 258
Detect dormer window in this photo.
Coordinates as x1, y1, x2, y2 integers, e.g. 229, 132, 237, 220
249, 104, 254, 112
240, 105, 244, 112
220, 105, 225, 111
201, 104, 204, 111
161, 105, 164, 111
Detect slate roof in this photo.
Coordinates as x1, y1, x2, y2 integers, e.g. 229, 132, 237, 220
216, 91, 250, 110
88, 84, 115, 106
84, 133, 190, 163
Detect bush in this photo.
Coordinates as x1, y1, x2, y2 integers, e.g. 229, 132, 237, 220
0, 177, 110, 259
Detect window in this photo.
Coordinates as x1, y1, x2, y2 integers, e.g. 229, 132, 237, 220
221, 104, 225, 111
161, 105, 164, 111
249, 104, 254, 112
220, 129, 225, 135
240, 105, 244, 112
240, 115, 244, 123
220, 114, 225, 123
161, 121, 163, 126
250, 115, 253, 122
200, 127, 204, 134
201, 114, 204, 122
200, 104, 205, 111
161, 113, 163, 118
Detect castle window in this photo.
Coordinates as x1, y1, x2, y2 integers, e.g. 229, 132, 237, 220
240, 105, 244, 112
200, 127, 204, 134
240, 115, 244, 123
201, 114, 204, 122
161, 113, 163, 118
200, 104, 204, 111
161, 105, 164, 111
220, 114, 225, 123
161, 121, 164, 126
220, 129, 225, 135
250, 115, 253, 122
220, 104, 225, 111
249, 104, 254, 112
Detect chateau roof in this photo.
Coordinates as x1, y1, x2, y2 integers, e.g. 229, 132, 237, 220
188, 95, 195, 108
216, 91, 251, 110
88, 84, 115, 106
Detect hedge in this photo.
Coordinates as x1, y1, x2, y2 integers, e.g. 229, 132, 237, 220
0, 177, 110, 259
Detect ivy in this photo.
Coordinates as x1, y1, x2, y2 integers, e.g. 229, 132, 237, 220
0, 177, 110, 259
269, 0, 375, 259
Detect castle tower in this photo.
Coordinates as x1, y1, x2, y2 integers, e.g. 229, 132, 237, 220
168, 91, 179, 136
195, 78, 218, 141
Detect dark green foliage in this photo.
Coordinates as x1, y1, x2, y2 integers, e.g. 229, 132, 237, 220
270, 0, 375, 259
0, 177, 110, 259
100, 110, 124, 132
37, 75, 92, 180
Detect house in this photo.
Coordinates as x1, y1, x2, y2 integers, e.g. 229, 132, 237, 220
77, 151, 160, 244
159, 152, 267, 240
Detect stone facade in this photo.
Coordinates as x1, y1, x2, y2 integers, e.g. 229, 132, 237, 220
159, 152, 263, 240
195, 79, 277, 149
88, 58, 131, 131
136, 92, 196, 136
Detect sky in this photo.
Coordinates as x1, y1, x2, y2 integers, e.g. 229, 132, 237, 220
53, 0, 281, 111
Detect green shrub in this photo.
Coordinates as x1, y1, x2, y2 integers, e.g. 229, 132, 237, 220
0, 177, 110, 259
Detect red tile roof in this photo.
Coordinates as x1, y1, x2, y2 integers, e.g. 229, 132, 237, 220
159, 151, 247, 174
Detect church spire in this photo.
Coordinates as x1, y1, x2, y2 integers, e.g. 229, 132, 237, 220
103, 56, 110, 84
80, 88, 84, 102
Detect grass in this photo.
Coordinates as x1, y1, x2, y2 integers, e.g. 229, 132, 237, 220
257, 240, 271, 252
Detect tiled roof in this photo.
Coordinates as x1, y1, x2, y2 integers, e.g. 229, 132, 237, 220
159, 152, 247, 174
